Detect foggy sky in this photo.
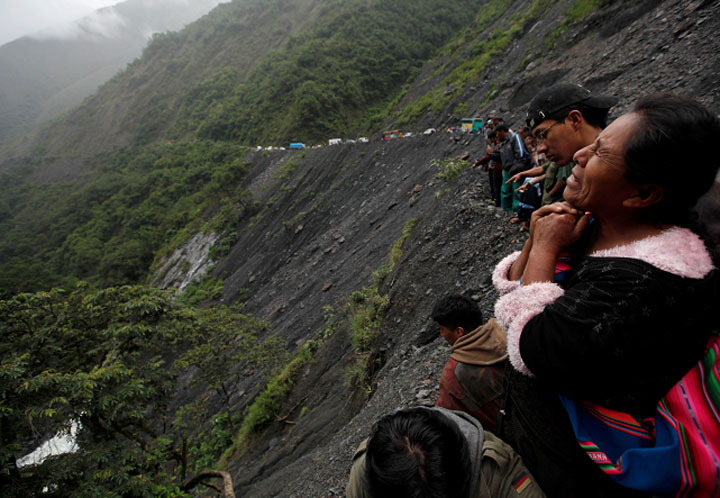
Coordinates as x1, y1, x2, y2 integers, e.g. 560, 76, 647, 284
0, 0, 119, 46
0, 0, 226, 47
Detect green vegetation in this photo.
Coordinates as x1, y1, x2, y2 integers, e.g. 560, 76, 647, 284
439, 0, 514, 56
398, 0, 554, 121
0, 0, 493, 300
432, 156, 469, 183
218, 305, 340, 466
220, 342, 313, 464
454, 102, 470, 116
171, 0, 488, 145
180, 273, 224, 306
345, 284, 391, 391
390, 218, 417, 268
546, 0, 603, 49
0, 283, 285, 496
180, 306, 285, 435
346, 218, 416, 391
185, 412, 234, 473
0, 141, 252, 297
275, 159, 297, 181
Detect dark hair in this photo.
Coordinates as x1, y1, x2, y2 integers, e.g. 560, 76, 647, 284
494, 123, 509, 133
521, 126, 531, 134
431, 295, 483, 331
365, 408, 472, 498
487, 130, 497, 139
547, 102, 611, 129
624, 94, 720, 227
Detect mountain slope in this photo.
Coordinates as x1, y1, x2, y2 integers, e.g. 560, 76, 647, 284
207, 0, 720, 495
1, 0, 490, 168
0, 0, 494, 296
0, 0, 225, 144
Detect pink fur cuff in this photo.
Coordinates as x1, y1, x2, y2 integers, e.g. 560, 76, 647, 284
494, 283, 565, 376
492, 251, 522, 294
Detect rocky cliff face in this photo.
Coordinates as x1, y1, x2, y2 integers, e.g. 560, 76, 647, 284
216, 132, 521, 497
396, 0, 719, 132
209, 0, 720, 495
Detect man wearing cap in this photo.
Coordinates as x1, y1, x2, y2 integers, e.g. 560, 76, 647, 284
526, 83, 617, 171
506, 84, 617, 281
346, 407, 546, 498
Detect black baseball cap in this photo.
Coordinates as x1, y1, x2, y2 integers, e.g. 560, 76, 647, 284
526, 83, 618, 129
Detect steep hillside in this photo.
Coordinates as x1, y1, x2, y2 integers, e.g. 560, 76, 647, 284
213, 136, 525, 497
386, 0, 719, 130
0, 0, 486, 171
0, 0, 225, 144
0, 0, 494, 295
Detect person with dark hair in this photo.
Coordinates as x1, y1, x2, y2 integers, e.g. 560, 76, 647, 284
471, 130, 502, 207
366, 408, 472, 498
493, 94, 720, 497
346, 407, 545, 498
430, 295, 507, 432
430, 294, 483, 337
526, 84, 615, 148
494, 123, 531, 212
487, 130, 503, 207
510, 134, 543, 231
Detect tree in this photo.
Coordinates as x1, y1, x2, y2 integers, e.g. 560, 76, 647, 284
0, 283, 284, 497
179, 308, 286, 434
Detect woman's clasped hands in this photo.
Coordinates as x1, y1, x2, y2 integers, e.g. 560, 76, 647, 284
529, 201, 592, 254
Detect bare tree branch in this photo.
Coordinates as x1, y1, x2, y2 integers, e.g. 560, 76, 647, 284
182, 470, 235, 498
201, 481, 222, 493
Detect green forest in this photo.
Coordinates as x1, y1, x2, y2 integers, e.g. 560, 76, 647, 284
0, 141, 252, 297
0, 284, 286, 496
176, 0, 486, 144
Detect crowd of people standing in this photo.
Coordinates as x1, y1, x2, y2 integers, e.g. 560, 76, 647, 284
347, 84, 720, 498
474, 103, 577, 231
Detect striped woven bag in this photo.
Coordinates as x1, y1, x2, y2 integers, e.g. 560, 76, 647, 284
560, 332, 720, 497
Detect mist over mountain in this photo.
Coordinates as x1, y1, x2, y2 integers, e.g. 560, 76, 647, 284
0, 0, 226, 144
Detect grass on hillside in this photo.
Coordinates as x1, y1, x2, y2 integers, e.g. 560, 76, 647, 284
216, 305, 340, 468
394, 0, 600, 124
346, 218, 417, 391
546, 0, 603, 49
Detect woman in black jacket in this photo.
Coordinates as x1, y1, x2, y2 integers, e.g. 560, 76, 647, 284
491, 94, 720, 497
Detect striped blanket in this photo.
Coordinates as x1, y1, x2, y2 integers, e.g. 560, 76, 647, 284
560, 332, 720, 497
